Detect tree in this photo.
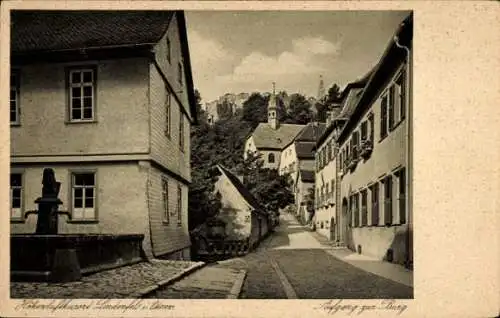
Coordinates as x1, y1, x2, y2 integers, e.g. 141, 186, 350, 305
194, 89, 207, 124
241, 93, 268, 129
189, 112, 294, 231
189, 114, 253, 230
315, 83, 341, 122
286, 93, 314, 124
247, 169, 294, 215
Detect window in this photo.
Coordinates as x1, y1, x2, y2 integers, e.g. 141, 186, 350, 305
368, 113, 375, 144
72, 172, 96, 220
380, 95, 388, 139
361, 121, 368, 141
178, 62, 183, 86
165, 89, 171, 137
352, 131, 359, 159
268, 153, 275, 163
361, 189, 368, 226
383, 176, 393, 225
179, 112, 184, 150
351, 193, 359, 227
397, 168, 406, 224
370, 183, 379, 226
69, 68, 95, 121
10, 173, 23, 220
396, 69, 406, 121
167, 37, 171, 64
162, 178, 169, 224
388, 85, 395, 129
177, 185, 182, 225
10, 70, 20, 124
339, 152, 343, 172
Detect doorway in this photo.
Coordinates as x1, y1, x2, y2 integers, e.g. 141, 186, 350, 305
341, 198, 350, 246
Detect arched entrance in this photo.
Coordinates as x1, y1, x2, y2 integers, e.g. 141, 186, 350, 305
341, 198, 350, 246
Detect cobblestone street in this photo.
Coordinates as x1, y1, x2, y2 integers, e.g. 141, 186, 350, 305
212, 214, 413, 299
10, 260, 203, 299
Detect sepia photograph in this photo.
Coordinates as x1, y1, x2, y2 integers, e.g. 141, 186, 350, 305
8, 8, 413, 300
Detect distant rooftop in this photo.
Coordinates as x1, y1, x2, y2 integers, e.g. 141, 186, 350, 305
250, 123, 305, 150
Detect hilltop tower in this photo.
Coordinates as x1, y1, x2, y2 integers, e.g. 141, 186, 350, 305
268, 82, 279, 130
317, 75, 326, 101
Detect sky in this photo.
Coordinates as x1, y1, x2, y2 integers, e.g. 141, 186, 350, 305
185, 11, 411, 103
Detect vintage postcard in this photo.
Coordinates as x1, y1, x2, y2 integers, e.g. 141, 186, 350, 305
0, 1, 498, 318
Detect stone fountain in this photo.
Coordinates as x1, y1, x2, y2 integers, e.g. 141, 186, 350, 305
10, 168, 145, 283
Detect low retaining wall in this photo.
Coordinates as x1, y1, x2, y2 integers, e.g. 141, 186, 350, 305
11, 233, 145, 282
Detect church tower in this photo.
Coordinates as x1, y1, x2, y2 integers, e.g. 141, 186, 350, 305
268, 82, 279, 130
318, 75, 326, 100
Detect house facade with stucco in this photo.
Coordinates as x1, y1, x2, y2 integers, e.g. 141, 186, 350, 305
9, 11, 197, 260
213, 165, 270, 248
314, 78, 369, 241
337, 14, 413, 267
278, 122, 325, 221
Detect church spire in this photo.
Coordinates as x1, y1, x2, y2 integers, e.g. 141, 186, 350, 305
268, 81, 279, 130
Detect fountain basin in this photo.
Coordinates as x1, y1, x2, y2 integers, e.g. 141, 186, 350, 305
11, 233, 145, 282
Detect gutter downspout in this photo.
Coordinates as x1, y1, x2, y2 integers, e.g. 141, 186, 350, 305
394, 35, 412, 269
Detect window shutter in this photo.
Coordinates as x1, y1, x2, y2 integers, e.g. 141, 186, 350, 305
380, 96, 388, 139
388, 86, 395, 129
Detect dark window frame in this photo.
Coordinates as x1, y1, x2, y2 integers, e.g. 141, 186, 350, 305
177, 184, 183, 225
383, 175, 393, 226
69, 170, 98, 223
10, 69, 21, 125
66, 66, 98, 123
268, 153, 275, 163
370, 183, 379, 226
380, 94, 388, 140
162, 178, 170, 224
10, 172, 24, 221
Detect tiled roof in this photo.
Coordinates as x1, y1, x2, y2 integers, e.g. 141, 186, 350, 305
295, 122, 326, 142
11, 11, 173, 54
250, 123, 305, 150
217, 165, 267, 216
300, 170, 315, 183
337, 87, 365, 119
295, 142, 316, 159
